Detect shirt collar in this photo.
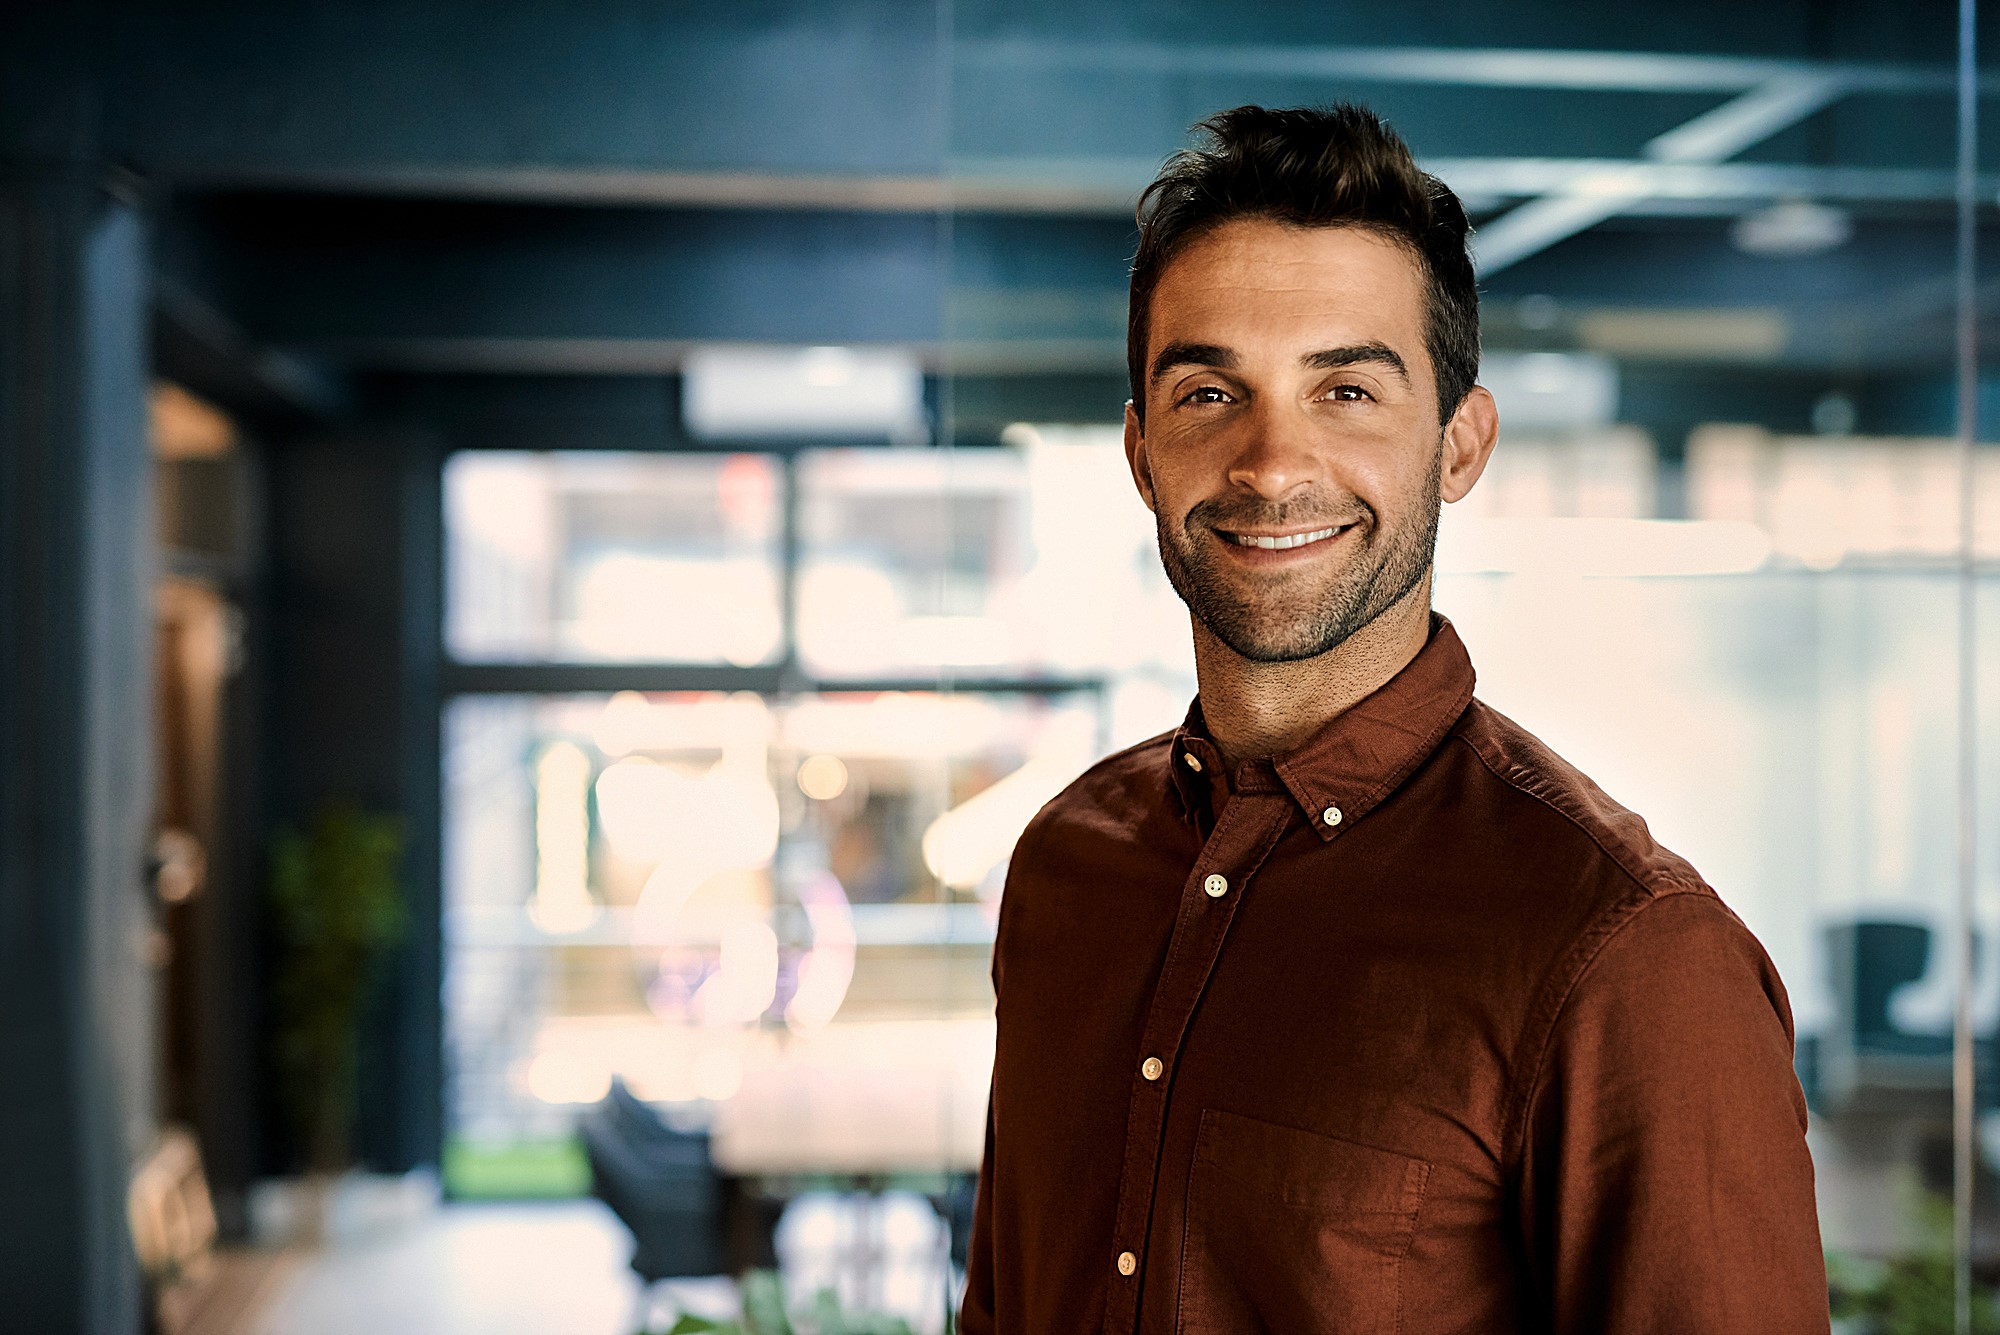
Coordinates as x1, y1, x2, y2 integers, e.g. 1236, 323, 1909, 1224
1167, 615, 1477, 841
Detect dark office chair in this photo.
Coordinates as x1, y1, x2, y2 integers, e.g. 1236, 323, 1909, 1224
581, 1078, 726, 1288
1834, 920, 1946, 1056
1811, 919, 1997, 1114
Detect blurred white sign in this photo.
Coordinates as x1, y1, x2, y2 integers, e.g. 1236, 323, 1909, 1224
683, 344, 926, 441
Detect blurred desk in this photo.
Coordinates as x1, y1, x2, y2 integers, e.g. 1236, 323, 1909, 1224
711, 1018, 993, 1176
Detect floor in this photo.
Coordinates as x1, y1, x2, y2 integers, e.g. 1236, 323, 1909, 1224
248, 1202, 735, 1335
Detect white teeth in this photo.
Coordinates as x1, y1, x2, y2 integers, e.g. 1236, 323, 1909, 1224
1230, 526, 1340, 550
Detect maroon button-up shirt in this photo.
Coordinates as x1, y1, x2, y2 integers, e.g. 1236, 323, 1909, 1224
960, 618, 1826, 1334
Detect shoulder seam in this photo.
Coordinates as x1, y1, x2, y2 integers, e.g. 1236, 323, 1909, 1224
1501, 886, 1727, 1169
1451, 725, 1724, 1171
1451, 727, 1704, 900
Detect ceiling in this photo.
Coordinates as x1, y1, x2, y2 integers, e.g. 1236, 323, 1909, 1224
10, 0, 1999, 444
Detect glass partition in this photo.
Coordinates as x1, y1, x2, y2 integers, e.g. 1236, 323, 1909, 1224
944, 3, 1990, 1322
444, 688, 1097, 1153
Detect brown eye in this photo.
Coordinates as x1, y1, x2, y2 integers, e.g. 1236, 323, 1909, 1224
1327, 383, 1373, 402
1180, 385, 1233, 406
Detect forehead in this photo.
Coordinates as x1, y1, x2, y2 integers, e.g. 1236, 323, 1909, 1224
1147, 218, 1429, 362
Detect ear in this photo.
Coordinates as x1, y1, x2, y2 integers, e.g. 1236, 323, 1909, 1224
1123, 400, 1157, 513
1439, 385, 1498, 504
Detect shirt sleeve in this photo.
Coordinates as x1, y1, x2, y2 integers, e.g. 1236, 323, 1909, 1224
1516, 890, 1829, 1334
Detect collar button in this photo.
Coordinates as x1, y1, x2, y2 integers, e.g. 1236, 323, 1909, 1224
1322, 805, 1343, 827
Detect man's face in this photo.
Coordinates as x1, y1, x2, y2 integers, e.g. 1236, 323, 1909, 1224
1125, 218, 1490, 663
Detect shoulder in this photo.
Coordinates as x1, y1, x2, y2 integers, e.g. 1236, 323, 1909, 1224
1438, 701, 1756, 1057
992, 729, 1182, 991
1013, 728, 1178, 864
1514, 887, 1801, 1143
1444, 705, 1801, 1145
1446, 698, 1708, 906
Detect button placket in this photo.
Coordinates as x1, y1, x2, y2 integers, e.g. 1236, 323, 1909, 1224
1097, 792, 1293, 1334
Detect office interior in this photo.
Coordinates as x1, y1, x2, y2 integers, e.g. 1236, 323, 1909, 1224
6, 3, 2000, 1332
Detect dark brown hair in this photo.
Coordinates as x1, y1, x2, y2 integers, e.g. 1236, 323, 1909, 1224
1128, 103, 1479, 426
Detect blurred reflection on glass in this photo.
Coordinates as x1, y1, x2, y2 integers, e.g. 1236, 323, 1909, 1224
796, 441, 1193, 682
443, 688, 1094, 1181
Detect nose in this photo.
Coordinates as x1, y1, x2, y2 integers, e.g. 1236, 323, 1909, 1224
1223, 401, 1320, 503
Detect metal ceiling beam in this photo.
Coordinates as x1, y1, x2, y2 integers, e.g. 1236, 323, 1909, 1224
152, 277, 348, 421
170, 166, 968, 213
946, 156, 1997, 217
171, 159, 1995, 219
179, 197, 1976, 375
1433, 159, 1987, 204
1472, 73, 1850, 274
958, 40, 1960, 95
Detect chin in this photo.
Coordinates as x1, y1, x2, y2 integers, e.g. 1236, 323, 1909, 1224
1201, 598, 1352, 663
1216, 633, 1339, 664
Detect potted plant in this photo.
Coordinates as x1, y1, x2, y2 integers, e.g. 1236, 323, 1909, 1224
267, 802, 405, 1230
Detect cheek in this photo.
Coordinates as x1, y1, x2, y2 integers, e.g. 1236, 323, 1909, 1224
1322, 440, 1429, 512
1140, 429, 1222, 505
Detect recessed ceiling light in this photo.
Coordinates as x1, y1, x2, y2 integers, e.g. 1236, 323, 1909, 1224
1730, 199, 1853, 257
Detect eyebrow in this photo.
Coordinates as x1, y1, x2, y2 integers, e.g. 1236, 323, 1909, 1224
1149, 341, 1235, 384
1301, 341, 1411, 385
1148, 339, 1412, 386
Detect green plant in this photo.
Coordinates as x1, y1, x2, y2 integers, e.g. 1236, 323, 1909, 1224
269, 802, 405, 1172
1829, 1193, 2000, 1335
653, 1270, 932, 1335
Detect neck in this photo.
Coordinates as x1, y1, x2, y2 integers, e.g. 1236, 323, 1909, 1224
1193, 576, 1434, 771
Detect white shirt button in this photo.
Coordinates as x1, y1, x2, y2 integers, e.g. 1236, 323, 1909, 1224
1203, 873, 1228, 898
1117, 1250, 1138, 1276
1141, 1056, 1163, 1081
1183, 752, 1202, 772
1323, 805, 1343, 827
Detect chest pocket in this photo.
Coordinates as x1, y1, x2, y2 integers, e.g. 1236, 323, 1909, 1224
1176, 1110, 1431, 1335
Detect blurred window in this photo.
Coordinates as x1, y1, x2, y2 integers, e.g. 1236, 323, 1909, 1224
445, 451, 783, 665
796, 448, 1031, 675
1690, 426, 2000, 568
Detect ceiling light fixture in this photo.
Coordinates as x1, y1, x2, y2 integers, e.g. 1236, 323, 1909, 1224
1729, 199, 1852, 257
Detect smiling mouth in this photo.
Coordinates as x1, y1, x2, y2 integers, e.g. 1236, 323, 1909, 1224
1221, 524, 1349, 551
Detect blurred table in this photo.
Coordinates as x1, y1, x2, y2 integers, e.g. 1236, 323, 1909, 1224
711, 1018, 993, 1176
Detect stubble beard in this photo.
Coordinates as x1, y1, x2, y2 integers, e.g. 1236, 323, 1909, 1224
1154, 450, 1442, 664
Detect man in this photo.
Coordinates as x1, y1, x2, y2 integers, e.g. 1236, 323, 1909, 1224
958, 105, 1826, 1334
